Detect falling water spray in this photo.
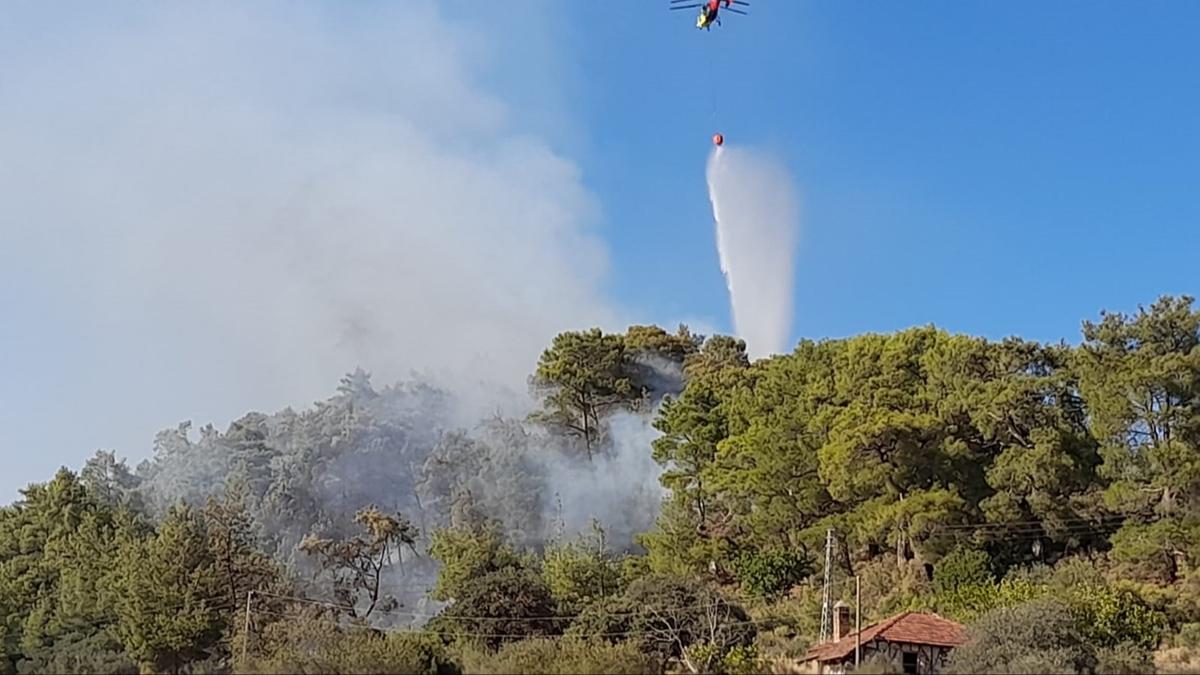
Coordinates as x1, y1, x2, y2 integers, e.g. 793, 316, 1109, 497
706, 143, 800, 359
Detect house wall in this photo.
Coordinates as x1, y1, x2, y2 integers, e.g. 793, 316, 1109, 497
817, 639, 955, 675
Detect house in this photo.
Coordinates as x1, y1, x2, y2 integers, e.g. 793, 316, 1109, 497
798, 602, 967, 674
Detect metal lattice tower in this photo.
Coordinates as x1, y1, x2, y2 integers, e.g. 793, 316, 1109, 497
819, 528, 835, 642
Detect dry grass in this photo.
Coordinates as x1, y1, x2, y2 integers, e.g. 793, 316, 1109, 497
1155, 646, 1200, 674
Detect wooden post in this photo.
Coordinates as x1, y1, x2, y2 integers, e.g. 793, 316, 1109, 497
854, 575, 861, 666
241, 590, 254, 665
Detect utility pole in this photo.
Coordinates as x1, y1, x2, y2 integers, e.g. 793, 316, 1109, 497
855, 575, 862, 665
241, 590, 254, 665
820, 528, 835, 642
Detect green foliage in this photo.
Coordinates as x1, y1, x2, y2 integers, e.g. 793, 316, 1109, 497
427, 522, 531, 603
1095, 642, 1156, 675
0, 469, 142, 673
456, 637, 664, 675
1173, 622, 1200, 648
648, 369, 740, 573
682, 335, 749, 380
11, 631, 137, 675
933, 546, 994, 594
624, 324, 703, 366
931, 572, 1167, 652
111, 503, 223, 672
929, 577, 1046, 624
1108, 517, 1200, 584
542, 524, 623, 614
1076, 296, 1200, 521
946, 598, 1097, 675
246, 611, 458, 675
530, 328, 639, 456
202, 487, 283, 616
684, 642, 761, 675
8, 300, 1200, 670
1067, 584, 1166, 651
567, 574, 755, 668
728, 549, 811, 599
434, 567, 560, 650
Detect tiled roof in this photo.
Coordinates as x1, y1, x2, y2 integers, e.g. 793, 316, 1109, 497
801, 611, 967, 663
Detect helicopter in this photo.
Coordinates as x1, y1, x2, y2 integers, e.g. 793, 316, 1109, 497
670, 0, 749, 30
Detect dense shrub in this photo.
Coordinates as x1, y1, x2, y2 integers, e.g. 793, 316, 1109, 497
541, 532, 624, 614
456, 638, 664, 675
1068, 584, 1166, 651
946, 598, 1096, 675
245, 613, 459, 675
567, 573, 755, 669
933, 546, 994, 594
729, 549, 812, 599
1095, 643, 1156, 674
434, 567, 561, 650
929, 577, 1045, 624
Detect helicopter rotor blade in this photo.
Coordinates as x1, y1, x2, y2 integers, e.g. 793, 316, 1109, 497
669, 4, 703, 8
725, 7, 748, 15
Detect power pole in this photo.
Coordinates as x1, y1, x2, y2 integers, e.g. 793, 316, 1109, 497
855, 575, 862, 665
819, 528, 835, 642
241, 590, 254, 665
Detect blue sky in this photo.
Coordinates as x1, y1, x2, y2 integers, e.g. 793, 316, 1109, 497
553, 0, 1199, 344
1, 1, 1197, 499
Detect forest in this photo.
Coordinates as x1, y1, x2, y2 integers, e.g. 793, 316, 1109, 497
3, 295, 1200, 674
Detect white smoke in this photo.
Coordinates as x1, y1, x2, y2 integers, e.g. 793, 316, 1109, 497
706, 144, 801, 359
541, 410, 666, 546
0, 1, 626, 492
0, 1, 676, 565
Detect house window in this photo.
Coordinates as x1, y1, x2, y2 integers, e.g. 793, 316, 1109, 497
902, 651, 918, 674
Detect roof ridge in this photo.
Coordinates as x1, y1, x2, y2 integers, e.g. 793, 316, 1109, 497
833, 610, 904, 644
870, 611, 910, 634
801, 611, 967, 664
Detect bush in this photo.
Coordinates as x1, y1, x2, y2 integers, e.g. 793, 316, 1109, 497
933, 546, 994, 594
1047, 556, 1108, 590
1172, 623, 1200, 649
683, 642, 761, 675
542, 533, 623, 614
426, 524, 530, 602
1067, 584, 1166, 651
456, 638, 663, 674
1123, 574, 1200, 628
931, 577, 1045, 624
244, 612, 459, 675
1095, 643, 1155, 674
567, 573, 755, 667
946, 598, 1096, 675
729, 549, 812, 599
717, 644, 761, 675
1109, 519, 1196, 584
435, 567, 561, 649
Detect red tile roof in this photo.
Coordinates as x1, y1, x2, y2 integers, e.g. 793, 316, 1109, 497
802, 611, 967, 663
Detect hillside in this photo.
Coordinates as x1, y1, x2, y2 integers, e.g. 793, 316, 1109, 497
3, 297, 1199, 674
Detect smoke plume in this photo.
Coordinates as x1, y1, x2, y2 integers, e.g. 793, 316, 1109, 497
0, 1, 624, 495
706, 144, 801, 359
